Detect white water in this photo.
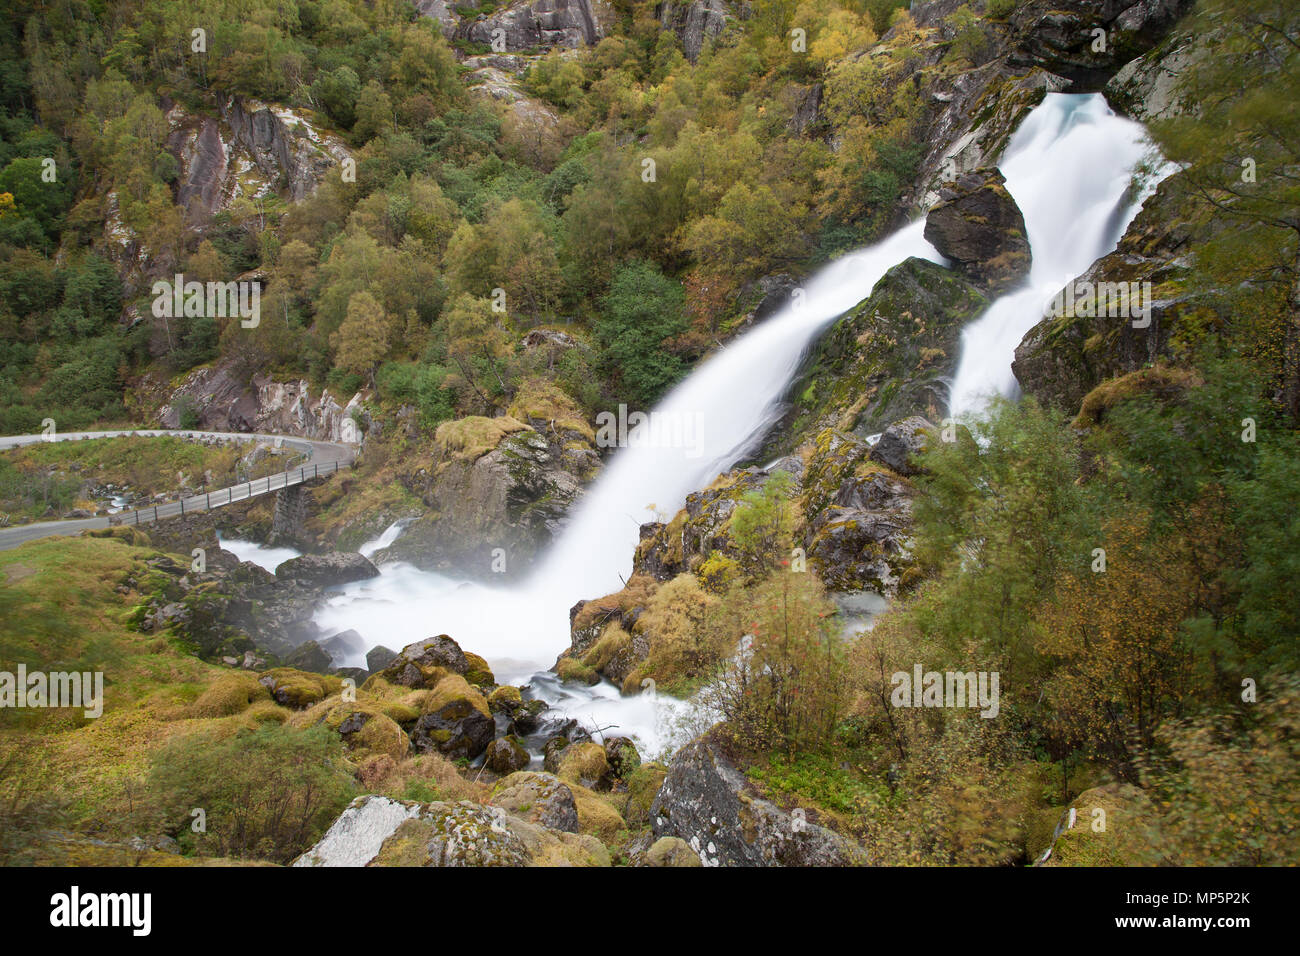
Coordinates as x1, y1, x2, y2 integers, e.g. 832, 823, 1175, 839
305, 93, 1163, 756
947, 93, 1166, 416
217, 533, 301, 573
359, 518, 410, 558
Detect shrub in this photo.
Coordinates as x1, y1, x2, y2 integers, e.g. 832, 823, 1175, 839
144, 723, 355, 863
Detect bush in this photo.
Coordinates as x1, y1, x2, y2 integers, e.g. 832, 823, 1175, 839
144, 723, 355, 863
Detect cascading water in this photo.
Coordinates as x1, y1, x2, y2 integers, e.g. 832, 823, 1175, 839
310, 92, 1164, 755
947, 93, 1167, 416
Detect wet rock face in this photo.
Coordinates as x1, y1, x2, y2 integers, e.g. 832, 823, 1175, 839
155, 361, 366, 444
651, 732, 867, 867
869, 417, 933, 478
774, 258, 986, 452
221, 97, 351, 202
923, 167, 1032, 294
1011, 173, 1211, 414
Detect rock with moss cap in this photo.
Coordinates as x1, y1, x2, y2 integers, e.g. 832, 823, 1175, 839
295, 794, 610, 867
603, 736, 641, 778
381, 634, 469, 688
257, 668, 340, 709
490, 771, 580, 833
410, 674, 496, 761
378, 404, 599, 579
484, 736, 530, 774
557, 740, 612, 791
644, 836, 704, 867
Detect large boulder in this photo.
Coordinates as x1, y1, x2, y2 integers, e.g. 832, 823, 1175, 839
651, 732, 868, 867
1011, 173, 1208, 414
295, 795, 610, 867
410, 674, 496, 762
285, 640, 333, 675
274, 551, 379, 589
923, 167, 1031, 294
489, 771, 580, 833
800, 427, 919, 595
379, 635, 470, 688
1007, 0, 1194, 89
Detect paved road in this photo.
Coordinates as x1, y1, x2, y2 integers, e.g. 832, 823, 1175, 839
0, 429, 357, 551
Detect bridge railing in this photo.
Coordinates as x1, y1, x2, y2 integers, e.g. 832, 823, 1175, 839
117, 458, 350, 526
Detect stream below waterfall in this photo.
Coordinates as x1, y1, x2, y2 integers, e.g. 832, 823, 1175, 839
227, 92, 1169, 762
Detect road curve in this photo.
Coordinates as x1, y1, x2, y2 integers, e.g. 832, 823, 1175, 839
0, 429, 357, 551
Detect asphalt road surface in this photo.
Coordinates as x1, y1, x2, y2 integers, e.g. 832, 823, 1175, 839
0, 429, 356, 551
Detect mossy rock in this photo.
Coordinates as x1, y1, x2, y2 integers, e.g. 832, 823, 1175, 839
555, 658, 599, 686
487, 684, 523, 713
557, 741, 612, 790
435, 415, 531, 462
484, 735, 530, 774
463, 652, 495, 688
1040, 784, 1153, 867
186, 672, 271, 718
257, 668, 341, 709
571, 786, 625, 843
645, 836, 702, 867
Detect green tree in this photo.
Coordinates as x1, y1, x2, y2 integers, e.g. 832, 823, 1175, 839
596, 260, 688, 407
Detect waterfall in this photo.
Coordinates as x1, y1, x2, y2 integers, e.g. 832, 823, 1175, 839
947, 93, 1165, 417
316, 92, 1163, 749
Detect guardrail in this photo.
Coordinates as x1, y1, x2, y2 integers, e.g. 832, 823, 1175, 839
115, 458, 349, 526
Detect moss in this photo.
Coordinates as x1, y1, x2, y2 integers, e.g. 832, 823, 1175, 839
259, 668, 341, 709
371, 818, 436, 866
571, 573, 657, 633
1042, 784, 1153, 866
462, 652, 495, 688
557, 741, 610, 789
555, 658, 599, 686
506, 376, 595, 443
571, 787, 625, 843
421, 674, 491, 720
582, 623, 630, 672
487, 685, 522, 711
435, 415, 531, 462
185, 672, 271, 718
624, 763, 669, 829
1072, 365, 1203, 428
